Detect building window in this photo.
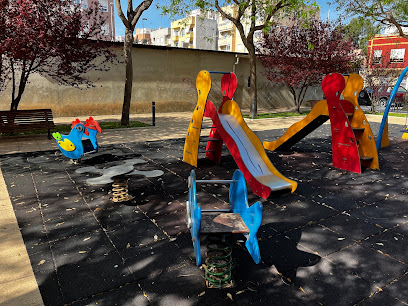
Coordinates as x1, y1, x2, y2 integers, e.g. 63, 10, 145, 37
373, 50, 382, 64
225, 44, 230, 51
175, 42, 179, 47
181, 28, 185, 36
160, 37, 164, 44
390, 48, 405, 63
99, 0, 108, 12
74, 0, 88, 9
101, 24, 110, 36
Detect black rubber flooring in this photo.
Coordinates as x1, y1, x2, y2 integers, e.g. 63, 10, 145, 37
2, 122, 408, 305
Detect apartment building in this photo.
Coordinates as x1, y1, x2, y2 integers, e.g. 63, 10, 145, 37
151, 28, 172, 46
74, 0, 115, 41
217, 4, 320, 53
135, 28, 152, 44
170, 10, 218, 50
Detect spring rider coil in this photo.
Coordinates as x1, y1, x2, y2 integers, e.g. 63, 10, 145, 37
186, 169, 262, 288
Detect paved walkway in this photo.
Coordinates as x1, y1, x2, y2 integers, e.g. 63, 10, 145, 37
0, 112, 406, 305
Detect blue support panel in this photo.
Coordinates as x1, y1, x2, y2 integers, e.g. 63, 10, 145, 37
187, 169, 262, 266
229, 170, 262, 264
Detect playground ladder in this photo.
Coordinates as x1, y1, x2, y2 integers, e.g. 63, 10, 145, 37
323, 73, 379, 173
183, 71, 236, 166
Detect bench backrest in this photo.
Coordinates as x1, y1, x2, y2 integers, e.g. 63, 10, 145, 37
0, 109, 55, 126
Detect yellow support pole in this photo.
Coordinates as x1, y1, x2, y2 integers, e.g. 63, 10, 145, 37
183, 71, 212, 167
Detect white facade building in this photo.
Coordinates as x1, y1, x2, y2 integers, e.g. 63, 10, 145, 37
150, 28, 172, 46
170, 13, 217, 50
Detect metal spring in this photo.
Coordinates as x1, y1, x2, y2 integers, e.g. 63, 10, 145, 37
111, 179, 132, 202
204, 235, 233, 288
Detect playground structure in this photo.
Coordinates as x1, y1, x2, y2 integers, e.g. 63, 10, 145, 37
186, 169, 262, 287
183, 70, 297, 199
53, 117, 102, 160
264, 73, 379, 174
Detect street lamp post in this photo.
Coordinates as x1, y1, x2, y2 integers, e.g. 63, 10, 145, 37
142, 18, 147, 44
110, 1, 114, 41
327, 2, 331, 21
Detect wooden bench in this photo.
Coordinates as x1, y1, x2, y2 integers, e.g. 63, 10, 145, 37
0, 109, 56, 139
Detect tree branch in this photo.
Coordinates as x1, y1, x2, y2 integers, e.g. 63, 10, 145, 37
252, 1, 286, 34
115, 0, 130, 29
131, 0, 154, 28
214, 0, 247, 45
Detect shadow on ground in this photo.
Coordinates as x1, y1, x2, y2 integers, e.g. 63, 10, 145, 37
1, 123, 408, 305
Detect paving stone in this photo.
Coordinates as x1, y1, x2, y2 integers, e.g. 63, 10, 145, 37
362, 230, 408, 264
259, 234, 321, 275
261, 199, 337, 234
122, 239, 190, 281
229, 245, 277, 286
57, 251, 134, 304
358, 290, 406, 305
202, 275, 318, 306
70, 281, 148, 306
319, 214, 383, 242
381, 273, 408, 303
29, 244, 55, 273
286, 224, 355, 257
153, 209, 188, 237
349, 201, 408, 229
43, 212, 101, 241
392, 220, 408, 237
34, 269, 64, 306
50, 230, 116, 267
171, 232, 207, 265
294, 257, 372, 305
326, 244, 407, 287
106, 218, 166, 250
138, 263, 204, 305
137, 196, 184, 218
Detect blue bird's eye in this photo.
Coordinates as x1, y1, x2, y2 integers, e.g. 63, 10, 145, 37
77, 125, 84, 132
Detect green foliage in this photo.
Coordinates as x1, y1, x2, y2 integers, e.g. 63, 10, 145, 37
336, 0, 408, 38
342, 17, 380, 53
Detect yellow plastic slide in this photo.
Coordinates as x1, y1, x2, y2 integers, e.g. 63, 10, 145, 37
263, 99, 329, 151
220, 99, 297, 194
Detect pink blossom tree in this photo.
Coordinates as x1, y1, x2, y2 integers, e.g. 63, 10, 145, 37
0, 0, 116, 111
257, 19, 358, 113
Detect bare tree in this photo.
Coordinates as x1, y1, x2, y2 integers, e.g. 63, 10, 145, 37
115, 0, 153, 126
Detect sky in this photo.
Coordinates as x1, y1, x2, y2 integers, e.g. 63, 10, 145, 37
113, 0, 340, 38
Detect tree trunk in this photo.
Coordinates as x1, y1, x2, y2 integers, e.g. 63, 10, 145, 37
10, 69, 28, 111
248, 46, 258, 119
121, 27, 134, 126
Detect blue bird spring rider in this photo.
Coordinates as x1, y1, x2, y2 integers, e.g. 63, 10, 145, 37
53, 117, 102, 161
187, 169, 262, 287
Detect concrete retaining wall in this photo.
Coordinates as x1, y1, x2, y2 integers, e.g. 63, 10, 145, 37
0, 43, 322, 117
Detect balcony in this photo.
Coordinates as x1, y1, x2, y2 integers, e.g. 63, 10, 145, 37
171, 36, 179, 41
171, 16, 195, 29
218, 37, 232, 46
218, 21, 233, 31
185, 32, 194, 41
